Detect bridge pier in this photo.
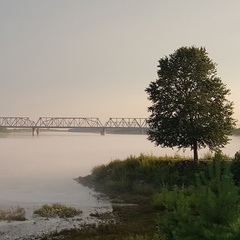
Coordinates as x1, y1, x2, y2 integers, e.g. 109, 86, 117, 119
101, 128, 106, 135
32, 128, 40, 136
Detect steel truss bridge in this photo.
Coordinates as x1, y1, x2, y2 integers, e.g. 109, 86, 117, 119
0, 117, 149, 135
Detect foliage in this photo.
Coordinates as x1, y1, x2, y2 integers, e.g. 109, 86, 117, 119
34, 203, 82, 218
155, 154, 240, 240
153, 186, 194, 211
123, 234, 166, 240
230, 151, 240, 185
0, 127, 11, 133
232, 128, 240, 136
0, 206, 26, 221
70, 153, 240, 240
145, 46, 235, 161
91, 154, 208, 195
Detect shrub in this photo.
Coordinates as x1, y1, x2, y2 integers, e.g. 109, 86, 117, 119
123, 234, 166, 240
0, 206, 26, 221
91, 154, 208, 195
34, 203, 82, 218
91, 164, 108, 182
156, 154, 240, 240
132, 182, 155, 196
153, 186, 194, 211
231, 152, 240, 185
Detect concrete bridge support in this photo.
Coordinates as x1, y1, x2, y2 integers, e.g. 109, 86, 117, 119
32, 128, 40, 136
101, 127, 106, 135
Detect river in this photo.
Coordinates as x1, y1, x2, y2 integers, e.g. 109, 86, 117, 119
0, 131, 240, 207
0, 131, 239, 239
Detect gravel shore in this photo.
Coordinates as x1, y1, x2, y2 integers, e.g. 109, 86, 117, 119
0, 189, 113, 240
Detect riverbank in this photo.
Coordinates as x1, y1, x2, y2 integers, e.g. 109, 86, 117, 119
0, 184, 155, 240
63, 199, 157, 240
64, 176, 158, 240
2, 152, 239, 240
0, 189, 113, 240
59, 171, 163, 240
66, 153, 240, 240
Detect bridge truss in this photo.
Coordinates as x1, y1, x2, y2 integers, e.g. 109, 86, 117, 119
0, 117, 149, 135
0, 117, 35, 128
104, 118, 148, 128
36, 117, 103, 128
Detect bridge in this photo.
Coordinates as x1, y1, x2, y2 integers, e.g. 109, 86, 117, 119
0, 117, 149, 135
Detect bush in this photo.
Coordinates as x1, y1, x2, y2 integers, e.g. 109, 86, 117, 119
0, 206, 26, 221
34, 203, 82, 218
123, 234, 166, 240
231, 151, 240, 185
156, 154, 240, 240
91, 154, 208, 195
153, 186, 194, 211
132, 182, 155, 196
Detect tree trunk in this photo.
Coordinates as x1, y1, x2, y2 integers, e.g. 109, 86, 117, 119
193, 140, 198, 162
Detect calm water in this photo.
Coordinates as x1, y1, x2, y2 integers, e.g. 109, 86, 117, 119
0, 131, 239, 208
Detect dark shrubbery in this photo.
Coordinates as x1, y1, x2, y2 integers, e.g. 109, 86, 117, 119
92, 153, 240, 195
155, 154, 240, 240
231, 152, 240, 185
91, 154, 208, 194
90, 153, 240, 240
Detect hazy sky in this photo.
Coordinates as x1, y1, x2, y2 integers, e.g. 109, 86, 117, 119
1, 1, 240, 124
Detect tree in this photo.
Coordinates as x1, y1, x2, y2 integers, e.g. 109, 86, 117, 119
145, 46, 235, 162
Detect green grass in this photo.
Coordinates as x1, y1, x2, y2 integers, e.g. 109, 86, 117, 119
55, 153, 240, 240
91, 154, 210, 194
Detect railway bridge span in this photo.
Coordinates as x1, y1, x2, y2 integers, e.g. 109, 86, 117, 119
0, 117, 149, 135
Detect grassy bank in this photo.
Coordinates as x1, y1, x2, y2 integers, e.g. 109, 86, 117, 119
67, 153, 240, 240
89, 154, 219, 195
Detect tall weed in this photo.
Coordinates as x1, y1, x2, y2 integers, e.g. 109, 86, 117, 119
0, 206, 26, 221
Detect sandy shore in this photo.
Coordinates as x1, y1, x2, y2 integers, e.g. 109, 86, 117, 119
0, 206, 113, 240
0, 213, 111, 240
0, 193, 113, 240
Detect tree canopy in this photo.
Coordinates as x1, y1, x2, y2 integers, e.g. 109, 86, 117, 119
145, 46, 235, 161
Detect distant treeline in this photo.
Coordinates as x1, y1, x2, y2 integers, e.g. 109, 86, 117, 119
0, 127, 12, 133
69, 128, 148, 135
233, 128, 240, 136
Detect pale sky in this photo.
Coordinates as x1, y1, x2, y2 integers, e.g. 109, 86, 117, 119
1, 1, 240, 124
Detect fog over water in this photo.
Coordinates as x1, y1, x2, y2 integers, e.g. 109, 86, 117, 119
0, 132, 239, 207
